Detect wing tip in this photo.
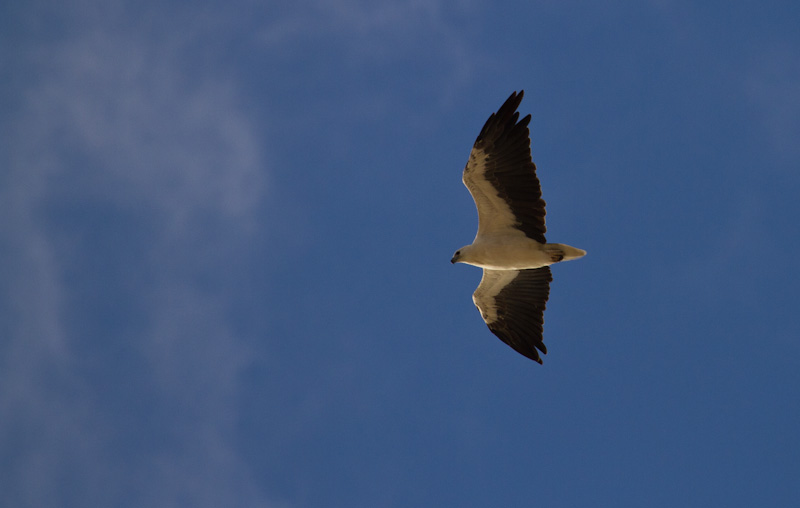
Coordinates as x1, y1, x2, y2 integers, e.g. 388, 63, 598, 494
476, 90, 527, 144
504, 90, 525, 104
486, 323, 548, 364
518, 345, 546, 364
528, 343, 547, 364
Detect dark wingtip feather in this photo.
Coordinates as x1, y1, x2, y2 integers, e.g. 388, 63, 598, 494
476, 91, 525, 143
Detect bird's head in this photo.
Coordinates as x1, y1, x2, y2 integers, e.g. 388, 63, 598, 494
450, 246, 471, 264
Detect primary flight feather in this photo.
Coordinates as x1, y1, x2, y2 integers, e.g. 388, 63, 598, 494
451, 91, 585, 364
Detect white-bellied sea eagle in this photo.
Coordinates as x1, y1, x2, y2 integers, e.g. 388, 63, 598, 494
451, 91, 585, 364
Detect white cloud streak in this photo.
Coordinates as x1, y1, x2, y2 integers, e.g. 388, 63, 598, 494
745, 44, 800, 163
259, 0, 481, 93
0, 7, 279, 507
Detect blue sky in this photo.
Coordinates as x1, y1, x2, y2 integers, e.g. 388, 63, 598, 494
2, 1, 799, 506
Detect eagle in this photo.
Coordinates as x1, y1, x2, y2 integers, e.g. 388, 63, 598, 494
451, 91, 585, 364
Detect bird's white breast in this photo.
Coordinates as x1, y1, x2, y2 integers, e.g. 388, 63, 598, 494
466, 236, 553, 270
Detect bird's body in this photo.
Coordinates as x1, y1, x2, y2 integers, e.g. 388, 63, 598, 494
451, 91, 585, 364
453, 235, 585, 271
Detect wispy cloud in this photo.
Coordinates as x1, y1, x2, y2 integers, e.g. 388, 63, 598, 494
258, 0, 482, 97
745, 43, 800, 163
1, 6, 279, 507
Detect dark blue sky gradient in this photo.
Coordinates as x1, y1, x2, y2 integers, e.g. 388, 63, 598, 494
2, 1, 799, 507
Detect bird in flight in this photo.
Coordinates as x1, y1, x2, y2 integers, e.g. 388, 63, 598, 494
451, 91, 585, 364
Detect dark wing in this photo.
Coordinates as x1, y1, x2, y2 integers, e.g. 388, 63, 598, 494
472, 267, 552, 364
462, 90, 547, 243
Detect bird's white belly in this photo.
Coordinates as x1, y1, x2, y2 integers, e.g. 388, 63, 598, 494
468, 237, 553, 270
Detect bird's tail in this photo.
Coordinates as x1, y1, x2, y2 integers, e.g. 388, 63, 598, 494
544, 243, 586, 263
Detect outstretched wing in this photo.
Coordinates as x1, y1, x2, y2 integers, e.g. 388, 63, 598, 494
472, 267, 552, 363
462, 90, 547, 243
